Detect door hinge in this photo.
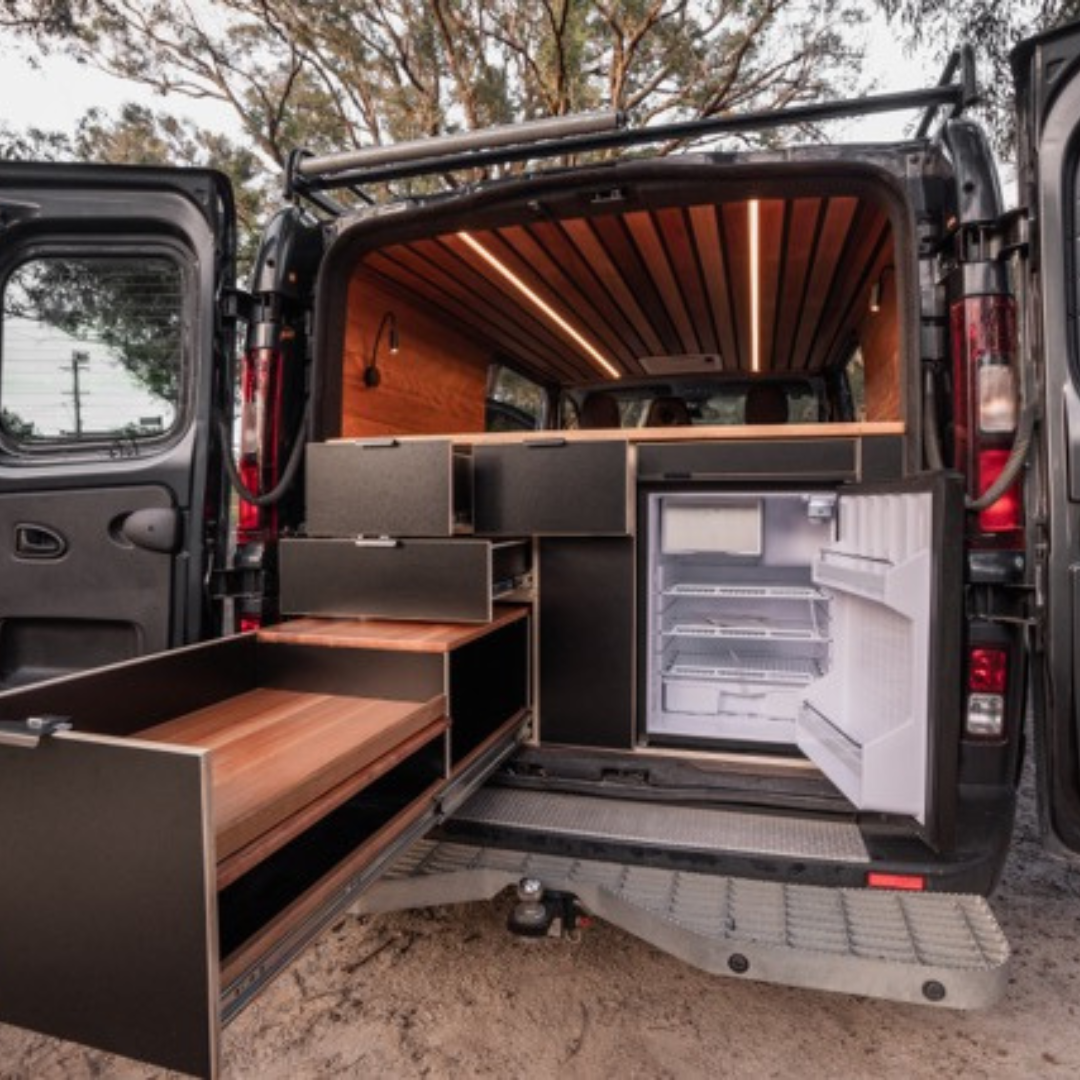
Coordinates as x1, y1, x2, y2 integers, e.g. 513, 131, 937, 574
210, 565, 267, 601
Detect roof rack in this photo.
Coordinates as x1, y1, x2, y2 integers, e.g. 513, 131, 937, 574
286, 47, 978, 211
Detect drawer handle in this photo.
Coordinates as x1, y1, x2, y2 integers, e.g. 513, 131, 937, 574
0, 715, 72, 749
353, 438, 400, 449
352, 537, 402, 548
523, 437, 568, 449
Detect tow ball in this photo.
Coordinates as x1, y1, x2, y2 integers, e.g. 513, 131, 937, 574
507, 878, 589, 940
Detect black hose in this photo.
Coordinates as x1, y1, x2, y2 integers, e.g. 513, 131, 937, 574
923, 367, 945, 472
966, 399, 1036, 512
218, 413, 308, 508
923, 366, 1034, 510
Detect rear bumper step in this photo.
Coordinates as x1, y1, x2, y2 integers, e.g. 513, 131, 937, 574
359, 840, 1010, 1009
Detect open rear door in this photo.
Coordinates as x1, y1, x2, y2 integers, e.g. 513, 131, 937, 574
0, 163, 234, 687
1014, 24, 1080, 854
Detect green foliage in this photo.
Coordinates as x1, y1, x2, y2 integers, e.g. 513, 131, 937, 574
2, 1, 872, 258
879, 0, 1080, 158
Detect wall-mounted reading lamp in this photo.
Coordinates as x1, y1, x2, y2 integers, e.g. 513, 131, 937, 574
364, 311, 399, 387
869, 265, 896, 314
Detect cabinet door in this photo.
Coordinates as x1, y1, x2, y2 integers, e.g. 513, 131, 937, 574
474, 440, 630, 535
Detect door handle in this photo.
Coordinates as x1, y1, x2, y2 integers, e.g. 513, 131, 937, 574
118, 508, 180, 554
13, 523, 67, 560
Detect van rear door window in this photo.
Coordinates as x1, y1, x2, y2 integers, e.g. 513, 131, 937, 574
0, 255, 184, 450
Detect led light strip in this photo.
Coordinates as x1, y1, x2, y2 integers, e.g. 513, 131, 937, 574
749, 199, 761, 374
458, 231, 621, 380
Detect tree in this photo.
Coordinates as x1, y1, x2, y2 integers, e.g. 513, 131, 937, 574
3, 1, 868, 173
880, 0, 1080, 157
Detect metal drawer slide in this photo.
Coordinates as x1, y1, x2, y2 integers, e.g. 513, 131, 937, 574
358, 840, 1010, 1010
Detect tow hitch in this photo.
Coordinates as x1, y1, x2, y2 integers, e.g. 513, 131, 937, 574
508, 878, 589, 940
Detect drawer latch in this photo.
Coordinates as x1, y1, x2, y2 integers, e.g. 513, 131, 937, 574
0, 715, 73, 749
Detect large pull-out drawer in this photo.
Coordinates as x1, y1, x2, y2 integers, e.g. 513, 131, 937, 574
280, 537, 530, 623
0, 607, 530, 1077
473, 439, 631, 535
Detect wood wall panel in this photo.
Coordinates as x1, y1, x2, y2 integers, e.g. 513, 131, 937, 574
861, 260, 901, 421
342, 276, 488, 438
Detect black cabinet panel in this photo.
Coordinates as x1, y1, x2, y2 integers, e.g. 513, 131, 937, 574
637, 439, 859, 481
539, 538, 635, 748
280, 538, 529, 623
474, 440, 630, 535
306, 439, 472, 537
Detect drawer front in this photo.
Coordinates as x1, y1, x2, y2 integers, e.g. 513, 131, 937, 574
0, 733, 217, 1079
306, 439, 472, 537
280, 538, 524, 622
474, 440, 630, 535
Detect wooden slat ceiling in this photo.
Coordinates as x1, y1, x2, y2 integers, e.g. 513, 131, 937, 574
360, 196, 892, 385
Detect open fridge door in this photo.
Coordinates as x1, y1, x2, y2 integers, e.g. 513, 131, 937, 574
799, 475, 964, 826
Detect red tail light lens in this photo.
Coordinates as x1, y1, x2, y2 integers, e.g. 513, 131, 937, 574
976, 449, 1022, 533
969, 647, 1007, 694
966, 646, 1008, 739
950, 289, 1023, 547
239, 615, 263, 634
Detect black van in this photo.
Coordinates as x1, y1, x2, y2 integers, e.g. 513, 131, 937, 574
0, 24, 1078, 1078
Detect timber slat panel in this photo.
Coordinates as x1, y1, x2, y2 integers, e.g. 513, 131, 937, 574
139, 689, 447, 860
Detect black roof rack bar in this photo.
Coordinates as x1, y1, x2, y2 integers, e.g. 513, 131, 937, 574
294, 82, 965, 197
915, 46, 978, 139
296, 110, 624, 180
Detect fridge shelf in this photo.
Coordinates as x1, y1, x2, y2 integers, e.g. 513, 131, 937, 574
662, 583, 828, 602
665, 654, 822, 686
663, 617, 829, 643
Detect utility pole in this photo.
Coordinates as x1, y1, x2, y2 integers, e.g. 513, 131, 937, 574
63, 350, 90, 437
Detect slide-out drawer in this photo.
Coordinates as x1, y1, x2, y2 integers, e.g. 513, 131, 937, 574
474, 439, 631, 535
280, 537, 531, 623
307, 439, 473, 537
0, 610, 531, 1077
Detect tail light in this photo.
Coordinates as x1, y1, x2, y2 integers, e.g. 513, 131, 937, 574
235, 343, 283, 545
950, 286, 1023, 547
965, 646, 1008, 739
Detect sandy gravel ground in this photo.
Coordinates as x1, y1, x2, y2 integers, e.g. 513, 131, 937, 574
4, 761, 1080, 1080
